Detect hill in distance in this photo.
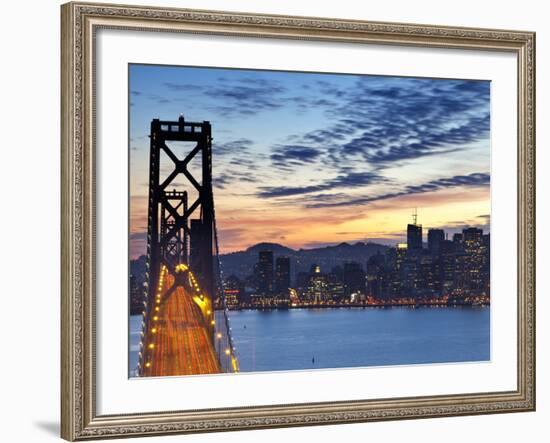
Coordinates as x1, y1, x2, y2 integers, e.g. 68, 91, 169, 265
130, 241, 391, 282
220, 241, 390, 281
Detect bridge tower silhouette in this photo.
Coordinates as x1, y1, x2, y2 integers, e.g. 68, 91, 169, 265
137, 115, 238, 376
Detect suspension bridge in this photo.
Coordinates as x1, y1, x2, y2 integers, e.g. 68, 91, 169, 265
137, 115, 238, 377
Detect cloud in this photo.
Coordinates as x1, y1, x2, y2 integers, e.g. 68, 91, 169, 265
204, 78, 286, 116
163, 82, 204, 91
296, 123, 357, 145
213, 173, 233, 189
213, 138, 254, 156
213, 171, 259, 189
281, 77, 490, 172
286, 95, 339, 114
337, 78, 489, 165
257, 171, 388, 198
268, 145, 324, 171
228, 158, 257, 169
306, 172, 490, 208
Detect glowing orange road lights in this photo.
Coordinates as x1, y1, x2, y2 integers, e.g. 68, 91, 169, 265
175, 263, 188, 273
142, 272, 221, 376
140, 257, 237, 376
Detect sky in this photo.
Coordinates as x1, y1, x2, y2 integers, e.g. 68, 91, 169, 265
129, 64, 490, 257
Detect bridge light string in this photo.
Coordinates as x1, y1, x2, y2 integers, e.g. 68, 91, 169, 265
137, 145, 160, 375
211, 198, 239, 373
142, 264, 168, 373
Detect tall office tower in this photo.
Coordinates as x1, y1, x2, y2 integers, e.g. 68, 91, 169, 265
366, 252, 386, 299
463, 227, 483, 246
407, 208, 423, 251
462, 227, 484, 292
257, 250, 274, 295
481, 233, 491, 296
274, 256, 291, 295
428, 228, 445, 255
306, 265, 329, 303
407, 224, 423, 251
343, 261, 366, 296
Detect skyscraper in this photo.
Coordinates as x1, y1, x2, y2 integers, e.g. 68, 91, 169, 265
257, 250, 274, 295
462, 227, 484, 291
407, 223, 423, 251
428, 228, 445, 255
463, 227, 483, 245
407, 209, 423, 251
274, 256, 291, 295
306, 265, 329, 303
366, 252, 386, 299
343, 262, 366, 296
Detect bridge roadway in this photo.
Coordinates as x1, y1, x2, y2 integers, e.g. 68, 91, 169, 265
143, 272, 221, 377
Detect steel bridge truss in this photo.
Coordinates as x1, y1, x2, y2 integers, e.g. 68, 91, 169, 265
139, 115, 220, 375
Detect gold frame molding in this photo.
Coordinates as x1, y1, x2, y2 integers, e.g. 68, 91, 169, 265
61, 2, 536, 440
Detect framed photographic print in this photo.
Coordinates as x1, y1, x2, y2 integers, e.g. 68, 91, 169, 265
61, 1, 536, 440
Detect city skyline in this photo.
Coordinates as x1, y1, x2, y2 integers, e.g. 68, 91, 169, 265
130, 220, 490, 316
237, 223, 488, 302
130, 65, 490, 258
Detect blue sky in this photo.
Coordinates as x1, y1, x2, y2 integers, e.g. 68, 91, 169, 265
129, 64, 490, 256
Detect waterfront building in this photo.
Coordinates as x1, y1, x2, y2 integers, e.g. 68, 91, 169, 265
462, 227, 485, 293
343, 261, 366, 296
257, 250, 274, 295
428, 228, 445, 255
306, 265, 330, 302
407, 223, 423, 251
366, 252, 386, 299
327, 272, 346, 301
275, 256, 291, 295
224, 274, 246, 306
295, 271, 310, 293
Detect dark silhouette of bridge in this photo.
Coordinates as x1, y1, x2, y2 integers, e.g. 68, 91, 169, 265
137, 115, 238, 376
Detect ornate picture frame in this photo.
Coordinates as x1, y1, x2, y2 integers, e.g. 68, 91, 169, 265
61, 1, 535, 440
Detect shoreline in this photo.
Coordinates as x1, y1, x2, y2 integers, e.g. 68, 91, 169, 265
222, 302, 490, 311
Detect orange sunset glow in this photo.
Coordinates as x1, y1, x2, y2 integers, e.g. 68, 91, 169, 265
129, 65, 490, 257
